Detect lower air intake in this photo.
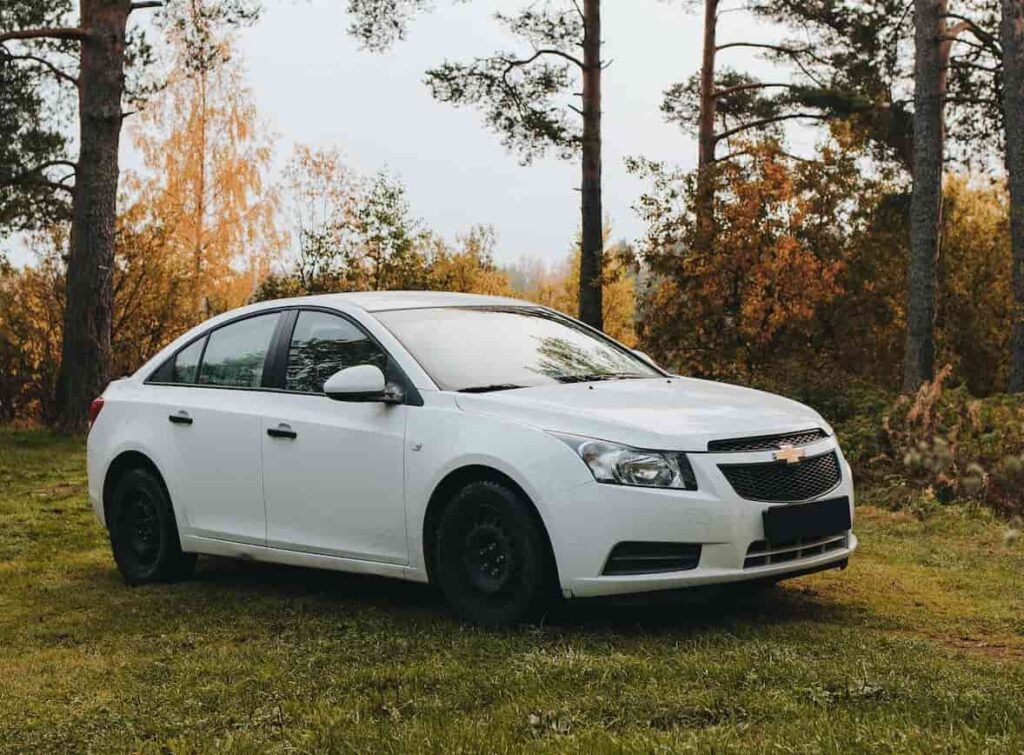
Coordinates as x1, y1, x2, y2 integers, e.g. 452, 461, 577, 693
744, 533, 848, 568
602, 541, 702, 575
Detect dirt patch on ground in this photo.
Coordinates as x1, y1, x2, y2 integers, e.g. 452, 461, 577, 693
910, 631, 1024, 661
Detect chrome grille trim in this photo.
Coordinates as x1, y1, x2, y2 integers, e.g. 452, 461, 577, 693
707, 428, 828, 453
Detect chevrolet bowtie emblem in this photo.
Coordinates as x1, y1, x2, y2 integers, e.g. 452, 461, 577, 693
774, 444, 806, 464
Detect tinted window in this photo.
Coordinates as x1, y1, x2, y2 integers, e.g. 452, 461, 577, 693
172, 338, 205, 383
285, 311, 387, 393
198, 313, 280, 388
375, 307, 660, 392
150, 336, 205, 384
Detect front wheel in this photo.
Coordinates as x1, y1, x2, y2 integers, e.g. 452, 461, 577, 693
109, 468, 197, 585
434, 480, 555, 627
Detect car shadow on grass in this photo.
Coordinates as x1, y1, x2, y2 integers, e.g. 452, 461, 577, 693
182, 555, 866, 636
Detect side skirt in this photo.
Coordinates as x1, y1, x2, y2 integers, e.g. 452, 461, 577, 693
179, 534, 430, 584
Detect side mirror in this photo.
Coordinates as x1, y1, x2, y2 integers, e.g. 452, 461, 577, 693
632, 349, 660, 369
323, 365, 404, 404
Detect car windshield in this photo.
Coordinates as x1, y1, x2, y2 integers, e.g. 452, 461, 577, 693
375, 306, 661, 392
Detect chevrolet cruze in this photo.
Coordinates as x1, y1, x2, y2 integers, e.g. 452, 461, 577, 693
87, 291, 856, 626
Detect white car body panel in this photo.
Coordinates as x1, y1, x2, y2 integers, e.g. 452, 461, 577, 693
453, 377, 828, 451
261, 395, 409, 564
87, 291, 856, 601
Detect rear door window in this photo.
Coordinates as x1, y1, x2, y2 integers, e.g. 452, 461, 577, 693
198, 313, 281, 388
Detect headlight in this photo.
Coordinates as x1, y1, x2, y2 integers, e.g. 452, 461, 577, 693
553, 434, 698, 490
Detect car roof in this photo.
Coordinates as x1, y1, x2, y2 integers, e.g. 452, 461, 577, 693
129, 291, 543, 384
259, 291, 537, 313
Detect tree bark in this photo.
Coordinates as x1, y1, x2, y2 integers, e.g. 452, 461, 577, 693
578, 0, 603, 330
904, 0, 947, 391
54, 0, 131, 431
1004, 0, 1024, 392
695, 0, 718, 256
194, 67, 209, 317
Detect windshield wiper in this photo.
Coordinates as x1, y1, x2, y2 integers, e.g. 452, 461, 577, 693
555, 372, 649, 384
457, 383, 528, 394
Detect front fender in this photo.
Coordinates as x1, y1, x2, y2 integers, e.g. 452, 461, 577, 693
403, 399, 592, 575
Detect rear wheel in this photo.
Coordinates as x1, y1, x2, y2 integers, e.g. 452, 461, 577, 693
109, 469, 196, 584
434, 480, 555, 627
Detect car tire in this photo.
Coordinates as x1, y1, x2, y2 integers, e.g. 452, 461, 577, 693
109, 468, 197, 585
434, 480, 555, 627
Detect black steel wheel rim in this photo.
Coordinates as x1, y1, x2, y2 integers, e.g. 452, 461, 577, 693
120, 492, 160, 568
460, 504, 518, 597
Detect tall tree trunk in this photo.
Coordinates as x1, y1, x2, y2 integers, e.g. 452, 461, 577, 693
578, 0, 603, 330
694, 0, 719, 255
55, 0, 131, 431
904, 0, 947, 391
1004, 0, 1024, 392
193, 67, 209, 318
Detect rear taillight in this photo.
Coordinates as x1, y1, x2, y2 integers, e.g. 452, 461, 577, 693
88, 397, 105, 428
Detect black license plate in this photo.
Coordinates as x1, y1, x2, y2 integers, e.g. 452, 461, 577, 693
762, 496, 851, 543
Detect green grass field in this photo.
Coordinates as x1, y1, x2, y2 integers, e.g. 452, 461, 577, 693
1, 429, 1022, 753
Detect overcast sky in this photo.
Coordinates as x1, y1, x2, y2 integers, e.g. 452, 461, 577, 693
8, 0, 792, 268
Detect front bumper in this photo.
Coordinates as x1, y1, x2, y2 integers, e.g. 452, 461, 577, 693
545, 438, 856, 599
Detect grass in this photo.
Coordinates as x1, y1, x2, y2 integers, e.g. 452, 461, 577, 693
1, 429, 1022, 753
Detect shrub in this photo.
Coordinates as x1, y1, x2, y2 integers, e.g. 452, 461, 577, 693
866, 367, 1024, 516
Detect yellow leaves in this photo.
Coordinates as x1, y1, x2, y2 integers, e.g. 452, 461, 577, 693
126, 32, 283, 320
421, 226, 515, 296
512, 240, 638, 347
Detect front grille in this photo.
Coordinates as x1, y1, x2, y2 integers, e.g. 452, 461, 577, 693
744, 533, 848, 568
719, 450, 841, 502
707, 428, 828, 453
602, 542, 702, 575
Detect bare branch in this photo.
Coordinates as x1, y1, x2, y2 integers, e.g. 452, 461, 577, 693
715, 81, 795, 97
129, 1, 164, 10
511, 47, 585, 70
0, 27, 87, 44
716, 41, 827, 86
942, 12, 1001, 55
1, 160, 78, 188
942, 35, 994, 56
44, 180, 75, 197
0, 48, 79, 87
714, 111, 829, 143
717, 6, 754, 17
715, 148, 755, 163
949, 58, 1000, 74
716, 41, 813, 56
946, 96, 999, 106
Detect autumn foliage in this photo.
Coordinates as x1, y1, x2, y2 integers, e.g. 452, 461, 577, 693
633, 139, 854, 381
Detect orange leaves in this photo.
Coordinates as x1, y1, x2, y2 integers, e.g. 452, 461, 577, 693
634, 137, 865, 378
710, 141, 852, 348
738, 233, 843, 344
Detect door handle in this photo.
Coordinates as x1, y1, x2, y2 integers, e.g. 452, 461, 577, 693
168, 412, 193, 426
267, 424, 297, 440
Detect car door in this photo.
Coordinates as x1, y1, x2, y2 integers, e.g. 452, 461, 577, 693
148, 311, 282, 545
261, 309, 409, 564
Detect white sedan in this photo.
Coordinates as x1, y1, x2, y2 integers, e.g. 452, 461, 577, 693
87, 291, 856, 626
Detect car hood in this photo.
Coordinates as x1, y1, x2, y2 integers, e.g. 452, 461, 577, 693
453, 377, 829, 451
